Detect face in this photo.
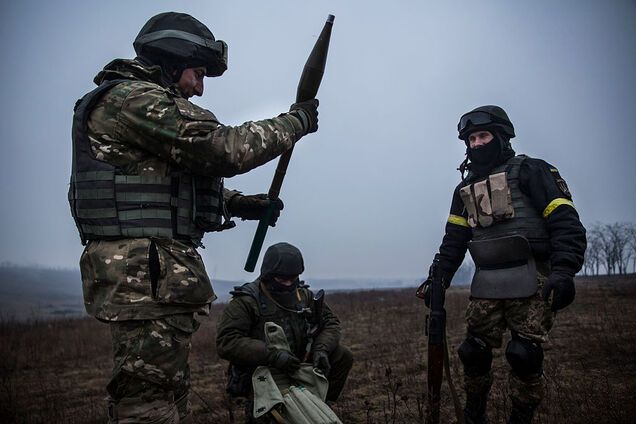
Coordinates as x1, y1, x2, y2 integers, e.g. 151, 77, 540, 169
177, 66, 206, 98
468, 130, 494, 149
274, 275, 300, 287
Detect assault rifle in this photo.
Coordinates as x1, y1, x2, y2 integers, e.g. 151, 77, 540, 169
416, 258, 463, 424
304, 289, 325, 361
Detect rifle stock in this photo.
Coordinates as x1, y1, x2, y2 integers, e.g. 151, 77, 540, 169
244, 15, 335, 272
426, 259, 446, 424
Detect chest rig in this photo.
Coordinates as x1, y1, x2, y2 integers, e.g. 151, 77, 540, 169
459, 155, 549, 298
233, 281, 313, 358
68, 79, 228, 246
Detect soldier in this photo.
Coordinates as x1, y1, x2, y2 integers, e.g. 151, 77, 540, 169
216, 242, 353, 422
68, 12, 319, 423
420, 106, 586, 423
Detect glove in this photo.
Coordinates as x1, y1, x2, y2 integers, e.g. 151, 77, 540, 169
289, 99, 319, 135
268, 349, 301, 373
312, 350, 331, 376
415, 262, 451, 307
542, 272, 575, 311
227, 193, 284, 226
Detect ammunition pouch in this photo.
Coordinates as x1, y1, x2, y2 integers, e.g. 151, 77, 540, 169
468, 235, 538, 299
226, 364, 254, 398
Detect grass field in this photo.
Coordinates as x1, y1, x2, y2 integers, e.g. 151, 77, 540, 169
1, 275, 635, 423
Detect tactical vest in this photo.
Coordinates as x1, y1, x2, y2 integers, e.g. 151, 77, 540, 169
459, 155, 549, 247
68, 79, 226, 246
232, 281, 313, 359
459, 155, 549, 298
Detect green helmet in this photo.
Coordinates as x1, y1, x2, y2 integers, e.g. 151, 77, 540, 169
260, 243, 305, 278
134, 12, 227, 77
457, 105, 515, 141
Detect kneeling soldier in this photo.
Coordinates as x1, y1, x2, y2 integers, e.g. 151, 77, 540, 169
216, 242, 353, 422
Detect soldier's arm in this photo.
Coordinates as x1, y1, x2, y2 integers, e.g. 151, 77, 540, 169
436, 183, 472, 280
520, 159, 587, 275
215, 297, 270, 367
313, 303, 341, 354
118, 84, 306, 177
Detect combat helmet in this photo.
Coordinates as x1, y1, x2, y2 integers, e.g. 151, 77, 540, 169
134, 12, 227, 77
260, 243, 305, 279
457, 105, 515, 141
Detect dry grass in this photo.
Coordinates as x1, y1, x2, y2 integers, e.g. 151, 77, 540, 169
1, 276, 635, 423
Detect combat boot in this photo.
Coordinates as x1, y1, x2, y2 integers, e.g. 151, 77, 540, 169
507, 399, 538, 424
463, 390, 489, 424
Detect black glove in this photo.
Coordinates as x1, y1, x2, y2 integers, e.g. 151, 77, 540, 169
312, 350, 331, 376
542, 271, 575, 311
227, 194, 284, 226
268, 349, 301, 373
415, 262, 451, 307
289, 99, 319, 135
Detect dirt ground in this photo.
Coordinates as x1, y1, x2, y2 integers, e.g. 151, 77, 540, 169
1, 275, 635, 423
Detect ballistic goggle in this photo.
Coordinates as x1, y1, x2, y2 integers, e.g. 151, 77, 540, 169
134, 29, 228, 77
458, 111, 506, 134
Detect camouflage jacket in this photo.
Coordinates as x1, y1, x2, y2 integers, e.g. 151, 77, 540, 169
216, 280, 341, 367
78, 59, 305, 321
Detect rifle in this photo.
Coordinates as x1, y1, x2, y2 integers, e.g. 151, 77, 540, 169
416, 258, 463, 424
244, 15, 335, 272
304, 289, 325, 361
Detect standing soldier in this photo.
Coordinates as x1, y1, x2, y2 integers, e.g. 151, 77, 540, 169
68, 12, 319, 423
216, 242, 353, 422
420, 105, 586, 423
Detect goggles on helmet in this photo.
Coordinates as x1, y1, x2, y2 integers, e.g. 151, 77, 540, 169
134, 29, 228, 76
457, 111, 509, 135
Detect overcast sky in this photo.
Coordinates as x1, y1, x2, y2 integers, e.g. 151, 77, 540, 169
0, 0, 634, 282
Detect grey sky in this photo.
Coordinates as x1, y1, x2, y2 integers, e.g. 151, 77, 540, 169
1, 1, 634, 281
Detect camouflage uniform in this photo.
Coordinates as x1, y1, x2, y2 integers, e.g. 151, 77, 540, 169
463, 266, 554, 407
74, 58, 307, 423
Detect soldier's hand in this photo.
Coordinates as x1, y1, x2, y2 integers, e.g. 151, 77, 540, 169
227, 193, 284, 226
312, 350, 331, 376
268, 349, 301, 373
289, 99, 319, 135
542, 272, 575, 311
415, 262, 451, 307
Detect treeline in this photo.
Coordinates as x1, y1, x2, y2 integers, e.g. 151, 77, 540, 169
583, 222, 636, 276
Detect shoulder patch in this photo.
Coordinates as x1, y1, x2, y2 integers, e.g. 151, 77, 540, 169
549, 167, 572, 199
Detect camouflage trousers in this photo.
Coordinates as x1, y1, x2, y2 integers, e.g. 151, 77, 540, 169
106, 313, 200, 423
464, 271, 555, 406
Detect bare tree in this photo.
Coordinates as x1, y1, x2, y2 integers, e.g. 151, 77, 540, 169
627, 223, 636, 273
610, 223, 633, 274
584, 228, 602, 276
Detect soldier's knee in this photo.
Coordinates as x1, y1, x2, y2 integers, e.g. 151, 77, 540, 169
340, 345, 354, 369
505, 333, 544, 378
330, 345, 353, 371
458, 336, 493, 377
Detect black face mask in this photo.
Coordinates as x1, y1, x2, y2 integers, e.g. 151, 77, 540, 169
467, 133, 515, 176
265, 276, 300, 293
469, 136, 501, 164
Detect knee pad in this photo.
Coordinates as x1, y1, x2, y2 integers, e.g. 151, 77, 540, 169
505, 334, 544, 377
458, 336, 493, 377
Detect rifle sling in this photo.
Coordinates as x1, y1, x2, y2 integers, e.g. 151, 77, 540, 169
259, 282, 307, 314
444, 332, 465, 424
